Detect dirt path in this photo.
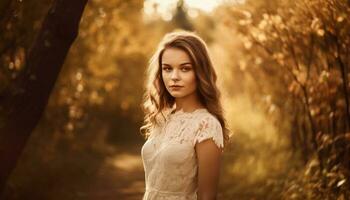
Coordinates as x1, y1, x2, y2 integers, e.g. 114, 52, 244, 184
82, 139, 292, 200
86, 144, 145, 200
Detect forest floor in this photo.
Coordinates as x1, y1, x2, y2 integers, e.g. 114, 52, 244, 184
2, 136, 294, 200
86, 143, 145, 200
84, 139, 294, 200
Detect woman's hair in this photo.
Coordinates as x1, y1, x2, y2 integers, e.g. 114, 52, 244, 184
140, 30, 229, 146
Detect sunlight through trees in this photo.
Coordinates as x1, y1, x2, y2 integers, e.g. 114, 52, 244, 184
1, 0, 349, 199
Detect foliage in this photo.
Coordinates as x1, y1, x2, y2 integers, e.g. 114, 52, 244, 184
1, 0, 349, 199
282, 134, 350, 199
218, 0, 350, 199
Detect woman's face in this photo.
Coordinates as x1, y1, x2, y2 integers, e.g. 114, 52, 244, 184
161, 48, 197, 100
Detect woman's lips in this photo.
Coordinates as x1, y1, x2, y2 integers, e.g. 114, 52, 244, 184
170, 85, 183, 90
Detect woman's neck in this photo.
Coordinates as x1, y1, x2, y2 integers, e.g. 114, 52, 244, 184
174, 94, 204, 113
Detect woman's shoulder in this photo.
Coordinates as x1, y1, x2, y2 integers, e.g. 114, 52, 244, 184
193, 109, 224, 148
194, 109, 221, 125
190, 109, 223, 135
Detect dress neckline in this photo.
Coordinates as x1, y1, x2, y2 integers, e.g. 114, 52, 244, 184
170, 108, 207, 117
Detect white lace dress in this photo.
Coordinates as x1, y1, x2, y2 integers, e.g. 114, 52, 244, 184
141, 108, 224, 200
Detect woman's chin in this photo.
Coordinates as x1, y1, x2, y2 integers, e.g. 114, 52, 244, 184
169, 92, 185, 98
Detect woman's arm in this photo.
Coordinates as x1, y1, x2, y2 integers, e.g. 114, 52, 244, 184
195, 139, 222, 200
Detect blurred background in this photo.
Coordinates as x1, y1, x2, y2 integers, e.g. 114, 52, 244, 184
1, 0, 349, 199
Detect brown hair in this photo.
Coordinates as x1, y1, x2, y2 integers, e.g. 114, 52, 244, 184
140, 30, 229, 146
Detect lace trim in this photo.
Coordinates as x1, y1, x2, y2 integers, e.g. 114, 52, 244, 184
170, 108, 207, 116
195, 136, 224, 149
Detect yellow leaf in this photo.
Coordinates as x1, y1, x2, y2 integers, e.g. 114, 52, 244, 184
317, 29, 325, 37
337, 179, 346, 187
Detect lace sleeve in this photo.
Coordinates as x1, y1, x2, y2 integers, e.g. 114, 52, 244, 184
193, 115, 224, 149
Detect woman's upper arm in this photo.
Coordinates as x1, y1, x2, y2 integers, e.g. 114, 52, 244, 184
193, 114, 224, 199
195, 139, 222, 200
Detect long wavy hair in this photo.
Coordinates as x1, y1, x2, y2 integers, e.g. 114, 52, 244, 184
140, 30, 229, 146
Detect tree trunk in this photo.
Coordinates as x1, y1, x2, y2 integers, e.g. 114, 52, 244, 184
0, 0, 88, 194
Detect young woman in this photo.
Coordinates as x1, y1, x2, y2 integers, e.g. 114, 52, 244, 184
140, 30, 230, 200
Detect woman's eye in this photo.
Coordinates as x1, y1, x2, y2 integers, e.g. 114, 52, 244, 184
181, 67, 192, 72
162, 67, 172, 72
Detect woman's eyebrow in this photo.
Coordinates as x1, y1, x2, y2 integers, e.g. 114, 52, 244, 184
161, 62, 192, 66
180, 62, 192, 66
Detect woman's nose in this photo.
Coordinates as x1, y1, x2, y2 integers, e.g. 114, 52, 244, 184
171, 69, 180, 81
